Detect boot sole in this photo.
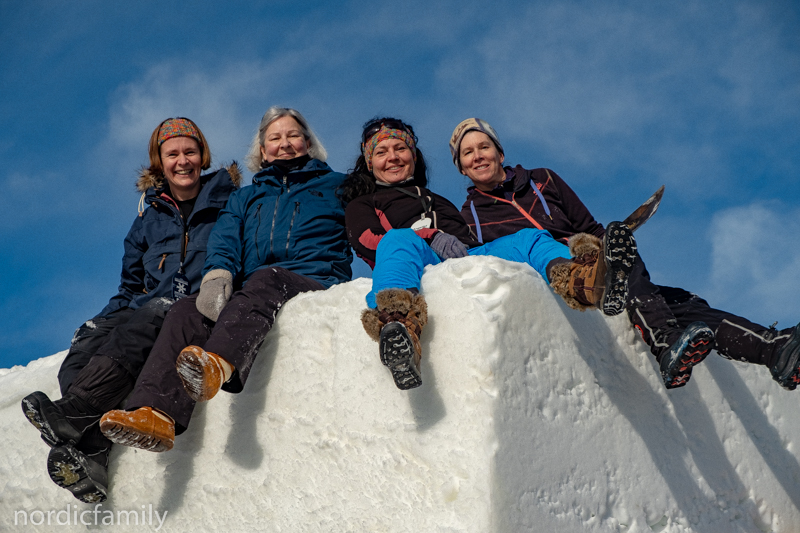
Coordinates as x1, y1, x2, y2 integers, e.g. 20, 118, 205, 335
661, 323, 714, 389
48, 445, 108, 503
100, 415, 174, 453
21, 392, 82, 447
176, 348, 221, 403
379, 322, 422, 390
601, 222, 638, 316
772, 323, 800, 390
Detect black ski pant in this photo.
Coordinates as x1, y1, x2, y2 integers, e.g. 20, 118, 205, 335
125, 267, 325, 434
624, 255, 789, 367
52, 297, 172, 456
58, 308, 133, 395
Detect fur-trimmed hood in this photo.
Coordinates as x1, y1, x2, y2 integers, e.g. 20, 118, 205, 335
136, 162, 243, 193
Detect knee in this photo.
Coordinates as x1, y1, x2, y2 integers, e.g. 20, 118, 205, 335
378, 228, 424, 253
246, 266, 289, 289
165, 296, 202, 326
141, 296, 174, 314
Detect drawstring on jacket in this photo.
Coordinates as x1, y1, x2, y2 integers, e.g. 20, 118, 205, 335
470, 179, 552, 244
530, 179, 552, 219
138, 191, 147, 217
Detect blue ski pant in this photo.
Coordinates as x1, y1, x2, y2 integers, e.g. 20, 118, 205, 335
366, 228, 572, 308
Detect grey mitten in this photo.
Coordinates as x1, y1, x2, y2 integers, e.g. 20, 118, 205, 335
195, 269, 233, 321
430, 232, 468, 260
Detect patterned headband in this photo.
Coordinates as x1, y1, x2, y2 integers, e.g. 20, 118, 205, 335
157, 118, 202, 146
362, 125, 417, 172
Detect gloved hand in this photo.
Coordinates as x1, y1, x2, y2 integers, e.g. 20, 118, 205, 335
430, 232, 468, 260
195, 269, 233, 321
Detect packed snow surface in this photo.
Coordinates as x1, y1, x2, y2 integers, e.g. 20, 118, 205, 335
2, 256, 799, 532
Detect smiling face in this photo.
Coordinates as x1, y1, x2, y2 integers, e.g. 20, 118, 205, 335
371, 138, 415, 185
160, 136, 203, 201
260, 115, 310, 163
458, 130, 506, 191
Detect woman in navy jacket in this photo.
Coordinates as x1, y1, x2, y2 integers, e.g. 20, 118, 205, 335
22, 118, 240, 503
99, 107, 351, 455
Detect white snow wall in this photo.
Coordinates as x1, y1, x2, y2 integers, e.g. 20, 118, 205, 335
2, 256, 800, 532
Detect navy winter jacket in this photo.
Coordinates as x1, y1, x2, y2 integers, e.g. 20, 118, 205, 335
203, 158, 352, 289
100, 164, 241, 316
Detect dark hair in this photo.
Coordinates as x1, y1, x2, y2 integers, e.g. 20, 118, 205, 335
337, 117, 428, 205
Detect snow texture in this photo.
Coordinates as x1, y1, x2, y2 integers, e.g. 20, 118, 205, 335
2, 256, 799, 532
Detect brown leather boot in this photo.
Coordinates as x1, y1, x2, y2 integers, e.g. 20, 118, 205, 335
176, 346, 233, 402
549, 222, 637, 316
361, 289, 428, 390
100, 407, 175, 452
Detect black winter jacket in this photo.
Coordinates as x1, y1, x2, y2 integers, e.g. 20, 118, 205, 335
345, 183, 480, 268
460, 165, 604, 244
100, 164, 241, 316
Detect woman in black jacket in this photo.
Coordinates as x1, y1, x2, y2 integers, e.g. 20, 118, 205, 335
451, 116, 800, 391
340, 117, 637, 391
21, 117, 240, 503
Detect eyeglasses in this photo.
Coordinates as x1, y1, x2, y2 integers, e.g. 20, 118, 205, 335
361, 119, 415, 146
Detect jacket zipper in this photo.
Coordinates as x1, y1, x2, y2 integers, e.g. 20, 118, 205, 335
269, 196, 280, 259
254, 203, 263, 261
285, 202, 300, 255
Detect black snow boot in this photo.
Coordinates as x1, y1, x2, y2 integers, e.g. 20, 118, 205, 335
770, 322, 800, 390
22, 391, 103, 447
48, 445, 109, 503
658, 322, 715, 389
47, 423, 111, 503
361, 289, 428, 390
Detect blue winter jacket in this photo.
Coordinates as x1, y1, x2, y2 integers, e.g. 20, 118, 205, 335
203, 158, 352, 289
100, 164, 241, 316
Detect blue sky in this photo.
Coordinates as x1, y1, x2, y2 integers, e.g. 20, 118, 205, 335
1, 0, 798, 370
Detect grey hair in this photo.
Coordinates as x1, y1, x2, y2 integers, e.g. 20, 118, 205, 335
245, 106, 328, 172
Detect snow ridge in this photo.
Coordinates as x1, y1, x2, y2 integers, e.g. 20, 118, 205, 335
2, 256, 800, 532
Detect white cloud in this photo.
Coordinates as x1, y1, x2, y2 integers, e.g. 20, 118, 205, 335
105, 62, 261, 168
430, 1, 800, 194
706, 202, 800, 327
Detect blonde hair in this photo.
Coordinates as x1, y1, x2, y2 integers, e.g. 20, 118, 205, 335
245, 107, 327, 172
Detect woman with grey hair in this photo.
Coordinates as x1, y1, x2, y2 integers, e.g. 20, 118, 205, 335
99, 107, 352, 454
244, 106, 328, 170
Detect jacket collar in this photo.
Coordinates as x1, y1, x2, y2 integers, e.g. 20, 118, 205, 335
253, 157, 332, 186
141, 162, 240, 216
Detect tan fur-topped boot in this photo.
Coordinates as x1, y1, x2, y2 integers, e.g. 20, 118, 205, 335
361, 288, 428, 390
549, 222, 637, 316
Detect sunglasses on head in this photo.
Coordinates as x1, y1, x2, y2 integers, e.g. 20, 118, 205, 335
361, 119, 415, 146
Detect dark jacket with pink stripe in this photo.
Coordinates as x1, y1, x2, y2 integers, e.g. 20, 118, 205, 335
345, 184, 480, 268
460, 165, 604, 245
